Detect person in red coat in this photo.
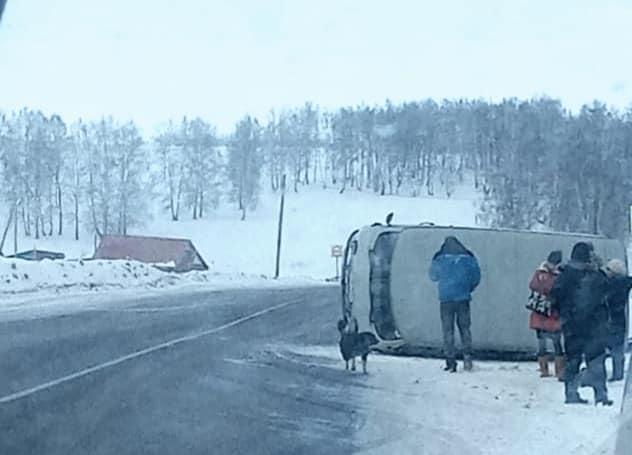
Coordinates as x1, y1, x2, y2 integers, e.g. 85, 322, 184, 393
528, 250, 564, 379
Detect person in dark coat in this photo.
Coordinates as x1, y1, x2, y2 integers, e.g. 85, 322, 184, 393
429, 236, 481, 372
550, 241, 612, 405
603, 259, 632, 382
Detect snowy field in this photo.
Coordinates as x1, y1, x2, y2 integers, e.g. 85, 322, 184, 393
7, 186, 479, 280
0, 186, 477, 315
284, 344, 625, 455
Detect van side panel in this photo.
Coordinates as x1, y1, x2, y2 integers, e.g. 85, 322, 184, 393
390, 227, 625, 353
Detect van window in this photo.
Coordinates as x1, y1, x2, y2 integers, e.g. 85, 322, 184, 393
369, 232, 400, 340
341, 231, 359, 317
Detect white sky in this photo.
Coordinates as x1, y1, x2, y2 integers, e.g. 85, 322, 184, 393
1, 0, 631, 136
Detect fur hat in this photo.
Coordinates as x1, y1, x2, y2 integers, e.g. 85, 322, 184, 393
605, 258, 627, 277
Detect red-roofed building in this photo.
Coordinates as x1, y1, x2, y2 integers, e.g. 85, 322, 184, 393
93, 235, 208, 272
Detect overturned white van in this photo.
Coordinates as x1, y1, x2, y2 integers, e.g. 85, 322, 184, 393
341, 223, 627, 359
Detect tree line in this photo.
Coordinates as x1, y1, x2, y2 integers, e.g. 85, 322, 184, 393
260, 99, 632, 238
0, 98, 631, 254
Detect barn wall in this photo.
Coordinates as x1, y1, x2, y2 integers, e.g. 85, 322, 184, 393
389, 227, 625, 352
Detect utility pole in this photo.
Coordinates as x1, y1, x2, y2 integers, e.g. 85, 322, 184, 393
274, 174, 286, 279
13, 201, 18, 255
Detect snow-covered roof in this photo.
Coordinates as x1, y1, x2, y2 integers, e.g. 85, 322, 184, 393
93, 235, 208, 272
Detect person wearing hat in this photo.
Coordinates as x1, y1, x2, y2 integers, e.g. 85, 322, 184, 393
550, 241, 612, 405
603, 258, 632, 382
527, 250, 564, 379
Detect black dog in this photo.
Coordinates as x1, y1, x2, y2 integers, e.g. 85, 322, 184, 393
337, 316, 379, 374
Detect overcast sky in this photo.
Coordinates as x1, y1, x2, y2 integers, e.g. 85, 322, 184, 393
1, 0, 631, 135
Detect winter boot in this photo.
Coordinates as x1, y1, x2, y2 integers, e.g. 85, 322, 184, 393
554, 356, 565, 382
565, 382, 588, 405
444, 359, 457, 373
565, 391, 589, 404
595, 396, 614, 406
594, 387, 613, 406
538, 356, 551, 377
593, 385, 613, 406
463, 356, 473, 372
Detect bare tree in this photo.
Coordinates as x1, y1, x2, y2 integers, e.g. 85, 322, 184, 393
228, 116, 262, 220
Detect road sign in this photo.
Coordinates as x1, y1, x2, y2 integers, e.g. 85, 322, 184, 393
331, 245, 343, 281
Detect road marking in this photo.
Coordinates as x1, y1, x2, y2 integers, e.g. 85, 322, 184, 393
223, 358, 270, 368
115, 303, 212, 312
0, 298, 304, 404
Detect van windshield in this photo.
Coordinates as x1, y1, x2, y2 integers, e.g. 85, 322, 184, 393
369, 232, 400, 340
341, 231, 358, 317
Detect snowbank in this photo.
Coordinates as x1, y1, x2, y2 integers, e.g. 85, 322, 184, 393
285, 345, 625, 455
0, 257, 326, 309
0, 257, 172, 294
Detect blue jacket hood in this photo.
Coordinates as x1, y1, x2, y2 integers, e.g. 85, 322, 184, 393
429, 253, 481, 303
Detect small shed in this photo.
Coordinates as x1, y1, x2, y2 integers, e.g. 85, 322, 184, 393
6, 249, 66, 261
93, 235, 208, 272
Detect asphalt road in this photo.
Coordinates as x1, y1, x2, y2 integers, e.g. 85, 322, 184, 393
0, 286, 363, 454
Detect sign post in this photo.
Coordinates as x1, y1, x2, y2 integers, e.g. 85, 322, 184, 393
331, 244, 343, 280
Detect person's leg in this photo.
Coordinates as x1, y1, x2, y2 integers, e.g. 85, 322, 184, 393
608, 332, 625, 381
536, 331, 550, 377
456, 301, 473, 371
536, 330, 550, 378
564, 332, 588, 404
552, 332, 564, 356
440, 302, 457, 371
585, 335, 612, 405
536, 331, 547, 355
552, 332, 565, 381
586, 352, 611, 405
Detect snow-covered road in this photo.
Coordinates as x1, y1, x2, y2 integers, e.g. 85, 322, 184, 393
1, 283, 626, 455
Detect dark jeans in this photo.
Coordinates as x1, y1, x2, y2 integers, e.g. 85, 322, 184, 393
564, 330, 608, 401
440, 300, 472, 363
584, 353, 609, 401
608, 332, 626, 380
536, 330, 563, 356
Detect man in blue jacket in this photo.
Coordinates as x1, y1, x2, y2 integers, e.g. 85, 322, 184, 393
429, 236, 481, 372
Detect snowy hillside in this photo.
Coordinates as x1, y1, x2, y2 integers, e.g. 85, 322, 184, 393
9, 187, 480, 279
